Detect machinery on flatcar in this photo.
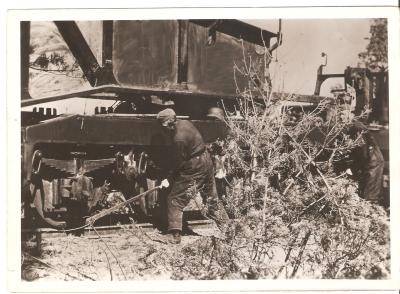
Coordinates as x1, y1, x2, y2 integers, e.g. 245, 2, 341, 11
21, 20, 284, 229
313, 54, 389, 205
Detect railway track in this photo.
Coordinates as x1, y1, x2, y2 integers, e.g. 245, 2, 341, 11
22, 219, 215, 254
22, 186, 218, 254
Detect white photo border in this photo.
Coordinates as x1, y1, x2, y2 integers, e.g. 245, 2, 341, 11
7, 6, 400, 292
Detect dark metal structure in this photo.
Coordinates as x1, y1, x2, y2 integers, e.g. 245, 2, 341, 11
20, 21, 31, 100
314, 63, 389, 125
313, 64, 389, 150
313, 56, 390, 206
21, 20, 283, 229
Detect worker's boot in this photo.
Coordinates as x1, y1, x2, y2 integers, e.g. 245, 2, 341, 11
163, 230, 181, 244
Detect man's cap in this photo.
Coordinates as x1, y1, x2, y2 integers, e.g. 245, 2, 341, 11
207, 107, 225, 121
157, 108, 176, 123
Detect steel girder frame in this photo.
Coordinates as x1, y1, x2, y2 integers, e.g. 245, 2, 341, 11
54, 21, 117, 87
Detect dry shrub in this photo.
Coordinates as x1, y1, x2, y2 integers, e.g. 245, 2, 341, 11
169, 45, 390, 279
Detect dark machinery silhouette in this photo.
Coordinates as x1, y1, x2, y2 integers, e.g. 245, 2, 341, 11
21, 20, 287, 229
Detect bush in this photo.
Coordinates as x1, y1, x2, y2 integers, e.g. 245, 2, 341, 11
170, 45, 390, 279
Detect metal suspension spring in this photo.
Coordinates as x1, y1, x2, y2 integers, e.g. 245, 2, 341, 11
138, 152, 148, 175
31, 150, 43, 175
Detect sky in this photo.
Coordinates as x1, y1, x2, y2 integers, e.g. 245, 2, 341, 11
245, 19, 371, 96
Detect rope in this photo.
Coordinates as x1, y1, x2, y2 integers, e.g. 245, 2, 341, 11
86, 186, 161, 225
56, 186, 161, 233
61, 223, 91, 233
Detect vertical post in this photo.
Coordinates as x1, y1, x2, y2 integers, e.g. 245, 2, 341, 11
20, 21, 31, 100
102, 21, 114, 67
313, 72, 324, 96
101, 20, 117, 85
381, 71, 389, 124
35, 230, 42, 256
313, 53, 327, 96
177, 20, 189, 88
373, 73, 383, 122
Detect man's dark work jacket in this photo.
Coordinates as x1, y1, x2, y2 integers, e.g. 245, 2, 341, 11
165, 120, 228, 231
168, 120, 206, 178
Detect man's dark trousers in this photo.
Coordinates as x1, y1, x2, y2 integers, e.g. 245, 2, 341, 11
167, 151, 228, 231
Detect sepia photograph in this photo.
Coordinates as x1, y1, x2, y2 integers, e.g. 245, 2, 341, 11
6, 5, 400, 292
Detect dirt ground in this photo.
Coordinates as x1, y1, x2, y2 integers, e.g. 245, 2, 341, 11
21, 216, 390, 281
20, 193, 390, 282
21, 226, 219, 281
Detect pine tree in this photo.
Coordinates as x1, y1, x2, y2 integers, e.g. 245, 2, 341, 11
358, 19, 388, 71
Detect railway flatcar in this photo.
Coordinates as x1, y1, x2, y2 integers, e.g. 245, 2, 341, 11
21, 20, 283, 229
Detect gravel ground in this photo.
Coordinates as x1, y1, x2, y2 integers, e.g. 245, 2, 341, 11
21, 227, 216, 281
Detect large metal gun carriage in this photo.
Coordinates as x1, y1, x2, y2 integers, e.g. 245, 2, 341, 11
21, 20, 282, 229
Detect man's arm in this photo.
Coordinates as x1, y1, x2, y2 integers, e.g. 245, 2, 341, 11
166, 140, 187, 181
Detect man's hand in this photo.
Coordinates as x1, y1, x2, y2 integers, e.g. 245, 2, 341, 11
160, 179, 170, 189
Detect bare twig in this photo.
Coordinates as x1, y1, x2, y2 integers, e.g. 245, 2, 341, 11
290, 230, 311, 278
91, 225, 127, 280
262, 178, 269, 227
100, 242, 113, 280
283, 127, 332, 191
274, 232, 299, 278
